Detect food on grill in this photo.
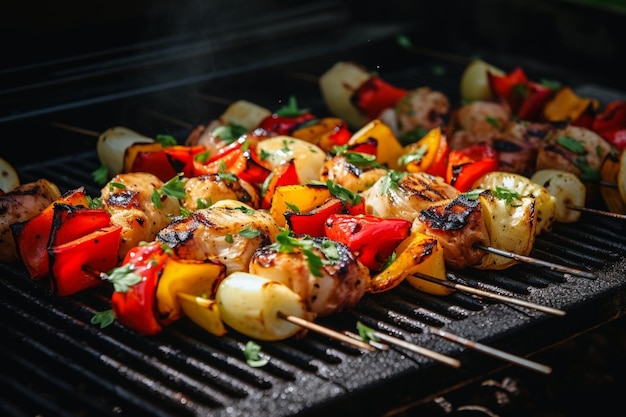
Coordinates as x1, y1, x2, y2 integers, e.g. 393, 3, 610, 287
473, 171, 557, 235
97, 126, 154, 178
249, 234, 369, 318
530, 169, 586, 223
320, 61, 449, 139
0, 156, 20, 193
156, 200, 281, 274
319, 151, 387, 193
412, 192, 490, 270
459, 59, 505, 101
101, 172, 181, 260
599, 151, 626, 214
182, 173, 260, 211
255, 136, 327, 182
1, 178, 61, 263
216, 271, 308, 341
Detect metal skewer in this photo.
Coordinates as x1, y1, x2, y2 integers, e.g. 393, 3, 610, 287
473, 243, 597, 279
411, 272, 566, 316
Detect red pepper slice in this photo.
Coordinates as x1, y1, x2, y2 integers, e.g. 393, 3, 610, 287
192, 141, 271, 184
592, 100, 626, 134
129, 144, 206, 182
49, 225, 122, 296
324, 214, 412, 271
287, 197, 345, 237
257, 113, 317, 135
261, 159, 300, 210
599, 129, 626, 151
111, 243, 169, 335
446, 143, 499, 192
12, 187, 90, 280
355, 76, 408, 120
517, 81, 556, 121
488, 66, 528, 110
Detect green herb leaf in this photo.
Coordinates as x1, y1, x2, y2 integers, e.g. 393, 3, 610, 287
493, 186, 522, 205
398, 145, 427, 166
243, 340, 268, 367
356, 321, 379, 342
212, 123, 248, 144
239, 226, 261, 238
102, 264, 142, 292
327, 180, 362, 206
379, 170, 406, 195
274, 96, 308, 117
91, 164, 108, 185
87, 195, 102, 209
556, 135, 586, 154
155, 134, 178, 147
91, 309, 115, 329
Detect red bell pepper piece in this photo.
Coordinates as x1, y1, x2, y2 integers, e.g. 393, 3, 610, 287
192, 138, 271, 184
110, 242, 170, 335
129, 144, 206, 182
592, 100, 626, 133
599, 129, 626, 151
261, 159, 300, 209
488, 66, 528, 110
287, 197, 345, 237
324, 214, 412, 271
257, 96, 317, 135
355, 76, 408, 120
49, 225, 122, 296
446, 143, 499, 192
517, 81, 556, 121
346, 138, 378, 156
12, 187, 90, 280
49, 204, 113, 247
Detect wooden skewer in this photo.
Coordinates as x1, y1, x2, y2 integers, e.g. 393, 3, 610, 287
473, 243, 598, 279
567, 204, 626, 220
276, 312, 375, 351
411, 272, 566, 317
52, 122, 99, 137
425, 326, 552, 374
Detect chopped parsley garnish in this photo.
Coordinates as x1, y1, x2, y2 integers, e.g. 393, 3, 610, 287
211, 123, 248, 144
243, 340, 268, 367
238, 226, 261, 239
493, 186, 522, 206
326, 180, 362, 206
556, 135, 586, 154
109, 182, 126, 191
398, 145, 427, 166
379, 170, 407, 195
155, 134, 178, 147
101, 264, 142, 292
269, 230, 325, 277
152, 173, 187, 209
356, 321, 379, 343
274, 96, 309, 117
91, 309, 115, 329
91, 164, 108, 185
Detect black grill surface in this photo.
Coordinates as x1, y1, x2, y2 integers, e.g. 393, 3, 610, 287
2, 3, 626, 415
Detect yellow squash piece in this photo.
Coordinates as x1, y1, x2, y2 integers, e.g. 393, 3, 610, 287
370, 231, 452, 295
269, 183, 331, 227
348, 119, 404, 170
177, 293, 227, 336
531, 169, 586, 223
543, 87, 599, 123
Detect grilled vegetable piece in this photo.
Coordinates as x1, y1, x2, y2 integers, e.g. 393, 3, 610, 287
369, 231, 450, 295
97, 126, 154, 177
49, 225, 122, 296
0, 157, 19, 193
600, 151, 626, 214
255, 136, 326, 182
459, 59, 505, 101
216, 272, 308, 341
177, 293, 227, 336
324, 213, 412, 271
348, 119, 404, 170
476, 190, 537, 270
319, 61, 377, 128
473, 171, 556, 235
109, 242, 226, 335
3, 179, 64, 265
219, 99, 271, 131
269, 183, 331, 228
531, 169, 586, 223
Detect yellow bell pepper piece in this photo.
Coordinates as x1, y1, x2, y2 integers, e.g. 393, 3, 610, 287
156, 257, 227, 325
269, 183, 332, 227
543, 86, 599, 123
177, 293, 227, 336
369, 231, 452, 295
348, 119, 404, 170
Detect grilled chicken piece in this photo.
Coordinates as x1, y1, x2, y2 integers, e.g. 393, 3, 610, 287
156, 202, 281, 274
448, 100, 511, 149
249, 236, 370, 318
319, 154, 388, 193
536, 125, 613, 192
362, 172, 459, 222
412, 193, 489, 270
101, 172, 180, 260
493, 121, 550, 177
183, 174, 260, 211
0, 179, 61, 263
379, 87, 451, 138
